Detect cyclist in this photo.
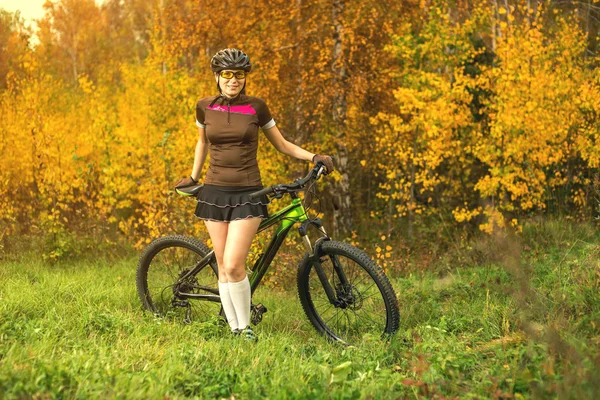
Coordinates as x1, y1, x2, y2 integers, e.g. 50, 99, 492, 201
175, 48, 333, 341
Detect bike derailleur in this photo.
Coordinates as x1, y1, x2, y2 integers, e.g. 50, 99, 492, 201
251, 303, 268, 325
171, 298, 193, 324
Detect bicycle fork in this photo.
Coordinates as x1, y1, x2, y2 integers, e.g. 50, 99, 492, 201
299, 220, 350, 307
298, 218, 327, 254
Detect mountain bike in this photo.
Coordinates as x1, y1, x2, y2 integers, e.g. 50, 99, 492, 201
136, 163, 400, 344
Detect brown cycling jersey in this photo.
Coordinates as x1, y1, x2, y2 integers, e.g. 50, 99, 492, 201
195, 94, 276, 187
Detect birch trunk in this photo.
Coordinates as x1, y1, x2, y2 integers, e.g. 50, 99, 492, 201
408, 126, 418, 240
294, 0, 305, 144
331, 0, 352, 236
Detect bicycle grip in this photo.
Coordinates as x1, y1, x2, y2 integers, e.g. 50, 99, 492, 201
249, 186, 274, 200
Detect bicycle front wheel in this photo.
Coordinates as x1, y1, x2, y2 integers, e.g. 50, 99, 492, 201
297, 240, 399, 344
136, 235, 220, 323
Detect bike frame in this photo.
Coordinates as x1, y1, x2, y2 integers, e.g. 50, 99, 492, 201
250, 195, 309, 292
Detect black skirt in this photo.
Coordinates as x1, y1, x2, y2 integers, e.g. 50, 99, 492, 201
194, 184, 270, 222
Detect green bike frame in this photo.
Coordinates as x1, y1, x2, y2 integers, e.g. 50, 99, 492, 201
249, 195, 309, 293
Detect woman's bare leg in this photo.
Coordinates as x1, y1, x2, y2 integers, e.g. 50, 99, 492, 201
204, 220, 229, 282
222, 217, 262, 330
222, 218, 262, 282
204, 220, 238, 331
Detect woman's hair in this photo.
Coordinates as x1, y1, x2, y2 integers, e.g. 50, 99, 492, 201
210, 48, 252, 72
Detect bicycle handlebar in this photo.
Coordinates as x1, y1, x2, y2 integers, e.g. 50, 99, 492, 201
248, 162, 328, 201
175, 161, 331, 200
248, 186, 275, 199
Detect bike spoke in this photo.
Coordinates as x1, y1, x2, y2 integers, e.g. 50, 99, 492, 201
359, 289, 383, 303
349, 273, 373, 290
315, 302, 334, 316
323, 307, 340, 327
351, 307, 380, 329
343, 310, 353, 336
314, 298, 333, 308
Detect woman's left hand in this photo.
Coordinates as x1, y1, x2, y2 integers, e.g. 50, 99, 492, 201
312, 155, 334, 173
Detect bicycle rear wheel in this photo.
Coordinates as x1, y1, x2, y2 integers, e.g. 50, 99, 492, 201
297, 240, 399, 344
136, 235, 220, 323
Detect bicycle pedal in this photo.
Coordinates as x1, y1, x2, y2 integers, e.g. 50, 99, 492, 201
251, 303, 268, 325
255, 303, 268, 313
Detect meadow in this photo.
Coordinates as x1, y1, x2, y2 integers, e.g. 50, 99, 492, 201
3, 1, 600, 398
1, 221, 599, 399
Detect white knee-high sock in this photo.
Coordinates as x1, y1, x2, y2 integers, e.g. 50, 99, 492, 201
228, 276, 251, 330
218, 281, 239, 331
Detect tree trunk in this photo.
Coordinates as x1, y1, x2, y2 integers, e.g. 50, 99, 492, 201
408, 126, 419, 240
294, 0, 305, 144
387, 190, 394, 236
70, 49, 78, 81
492, 0, 498, 54
160, 0, 166, 75
69, 26, 78, 80
331, 0, 352, 236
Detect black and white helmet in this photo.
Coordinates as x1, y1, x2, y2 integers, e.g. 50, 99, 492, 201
210, 48, 252, 72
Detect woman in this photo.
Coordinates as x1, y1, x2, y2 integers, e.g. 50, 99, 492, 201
175, 48, 333, 341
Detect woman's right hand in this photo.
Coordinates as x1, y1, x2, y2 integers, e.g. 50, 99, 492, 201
174, 176, 198, 189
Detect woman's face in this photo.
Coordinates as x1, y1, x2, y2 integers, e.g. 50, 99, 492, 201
215, 70, 247, 98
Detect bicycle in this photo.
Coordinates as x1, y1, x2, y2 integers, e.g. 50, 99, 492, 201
136, 163, 400, 344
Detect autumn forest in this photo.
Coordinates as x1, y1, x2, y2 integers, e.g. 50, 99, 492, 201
3, 1, 600, 397
1, 0, 600, 259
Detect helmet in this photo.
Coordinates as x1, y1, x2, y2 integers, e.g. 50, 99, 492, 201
210, 48, 252, 72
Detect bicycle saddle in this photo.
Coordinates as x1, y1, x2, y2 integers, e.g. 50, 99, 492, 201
175, 184, 203, 197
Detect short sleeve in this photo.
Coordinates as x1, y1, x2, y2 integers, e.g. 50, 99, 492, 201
195, 101, 206, 128
257, 99, 276, 130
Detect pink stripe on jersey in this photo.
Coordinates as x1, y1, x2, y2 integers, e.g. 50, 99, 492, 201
207, 104, 257, 115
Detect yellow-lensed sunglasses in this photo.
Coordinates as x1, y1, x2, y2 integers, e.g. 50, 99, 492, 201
219, 70, 247, 79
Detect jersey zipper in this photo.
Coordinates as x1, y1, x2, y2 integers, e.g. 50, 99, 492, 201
226, 97, 232, 125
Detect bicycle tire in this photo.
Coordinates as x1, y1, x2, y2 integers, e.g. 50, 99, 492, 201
136, 235, 219, 322
297, 240, 399, 344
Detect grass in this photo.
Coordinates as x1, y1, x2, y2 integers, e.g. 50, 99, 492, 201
1, 221, 600, 399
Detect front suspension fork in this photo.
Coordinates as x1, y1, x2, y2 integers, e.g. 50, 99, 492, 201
299, 219, 349, 305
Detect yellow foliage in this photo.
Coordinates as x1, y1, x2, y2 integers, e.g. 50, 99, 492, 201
371, 1, 600, 232
1, 0, 600, 261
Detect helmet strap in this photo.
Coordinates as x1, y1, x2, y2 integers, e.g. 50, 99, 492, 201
216, 75, 222, 94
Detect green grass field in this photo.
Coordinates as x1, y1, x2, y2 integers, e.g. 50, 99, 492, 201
1, 222, 600, 399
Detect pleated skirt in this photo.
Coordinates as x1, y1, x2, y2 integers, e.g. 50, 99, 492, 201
194, 184, 269, 222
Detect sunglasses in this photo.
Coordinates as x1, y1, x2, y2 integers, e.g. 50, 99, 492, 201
219, 70, 247, 79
